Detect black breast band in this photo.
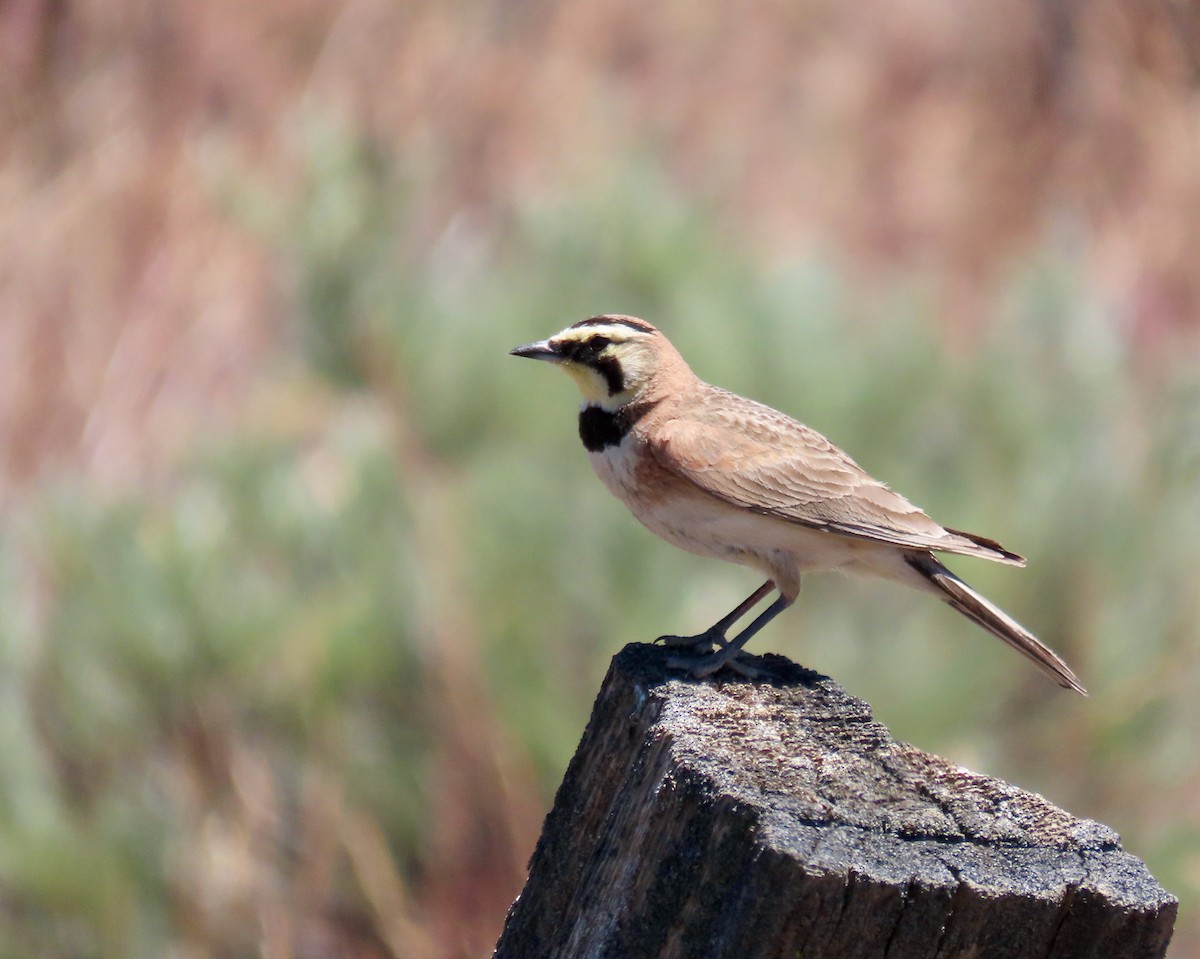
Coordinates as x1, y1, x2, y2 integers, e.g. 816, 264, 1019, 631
578, 401, 656, 452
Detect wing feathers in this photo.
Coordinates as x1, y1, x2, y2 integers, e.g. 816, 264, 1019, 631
648, 391, 1021, 563
942, 527, 1026, 566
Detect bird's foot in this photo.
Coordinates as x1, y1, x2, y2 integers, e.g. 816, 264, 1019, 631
666, 647, 760, 680
655, 628, 727, 655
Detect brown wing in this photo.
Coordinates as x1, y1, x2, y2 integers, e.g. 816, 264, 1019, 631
648, 392, 1023, 564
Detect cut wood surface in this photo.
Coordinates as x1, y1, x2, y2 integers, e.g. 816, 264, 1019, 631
493, 644, 1176, 959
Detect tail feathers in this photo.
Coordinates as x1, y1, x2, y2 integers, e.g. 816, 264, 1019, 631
907, 554, 1087, 696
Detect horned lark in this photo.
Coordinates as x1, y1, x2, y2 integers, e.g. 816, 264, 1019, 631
510, 315, 1085, 694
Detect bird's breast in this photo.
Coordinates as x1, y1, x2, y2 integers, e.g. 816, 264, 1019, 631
587, 432, 866, 591
587, 432, 642, 500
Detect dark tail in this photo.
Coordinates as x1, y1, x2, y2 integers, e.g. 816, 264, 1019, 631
906, 553, 1087, 695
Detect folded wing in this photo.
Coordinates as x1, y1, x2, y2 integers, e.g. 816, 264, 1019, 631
648, 395, 1024, 565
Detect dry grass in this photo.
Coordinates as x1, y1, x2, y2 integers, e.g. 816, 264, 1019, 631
2, 0, 1197, 496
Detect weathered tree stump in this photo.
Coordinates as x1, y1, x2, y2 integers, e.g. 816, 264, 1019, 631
493, 644, 1176, 959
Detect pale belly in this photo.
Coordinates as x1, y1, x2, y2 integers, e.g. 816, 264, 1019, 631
587, 439, 866, 596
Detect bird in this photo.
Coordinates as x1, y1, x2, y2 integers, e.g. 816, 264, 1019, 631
509, 314, 1086, 694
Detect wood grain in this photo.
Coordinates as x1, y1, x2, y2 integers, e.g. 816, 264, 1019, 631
493, 644, 1175, 959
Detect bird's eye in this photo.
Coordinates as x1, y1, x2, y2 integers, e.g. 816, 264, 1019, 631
589, 335, 611, 351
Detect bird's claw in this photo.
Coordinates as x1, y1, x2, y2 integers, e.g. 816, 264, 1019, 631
655, 628, 727, 655
656, 633, 715, 654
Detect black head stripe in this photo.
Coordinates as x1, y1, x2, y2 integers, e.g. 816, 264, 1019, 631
569, 315, 658, 335
593, 356, 624, 394
557, 331, 626, 395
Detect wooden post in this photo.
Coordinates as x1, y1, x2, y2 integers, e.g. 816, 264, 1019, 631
493, 644, 1176, 959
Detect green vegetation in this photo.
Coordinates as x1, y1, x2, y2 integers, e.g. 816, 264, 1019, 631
0, 131, 1195, 956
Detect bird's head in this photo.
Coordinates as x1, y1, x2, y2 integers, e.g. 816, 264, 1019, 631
510, 315, 683, 410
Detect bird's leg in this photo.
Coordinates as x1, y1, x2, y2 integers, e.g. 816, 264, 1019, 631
657, 581, 775, 654
671, 591, 795, 678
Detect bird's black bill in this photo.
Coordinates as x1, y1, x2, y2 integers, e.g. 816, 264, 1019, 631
510, 340, 559, 361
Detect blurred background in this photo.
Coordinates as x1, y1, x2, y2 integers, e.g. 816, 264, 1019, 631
1, 0, 1198, 955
